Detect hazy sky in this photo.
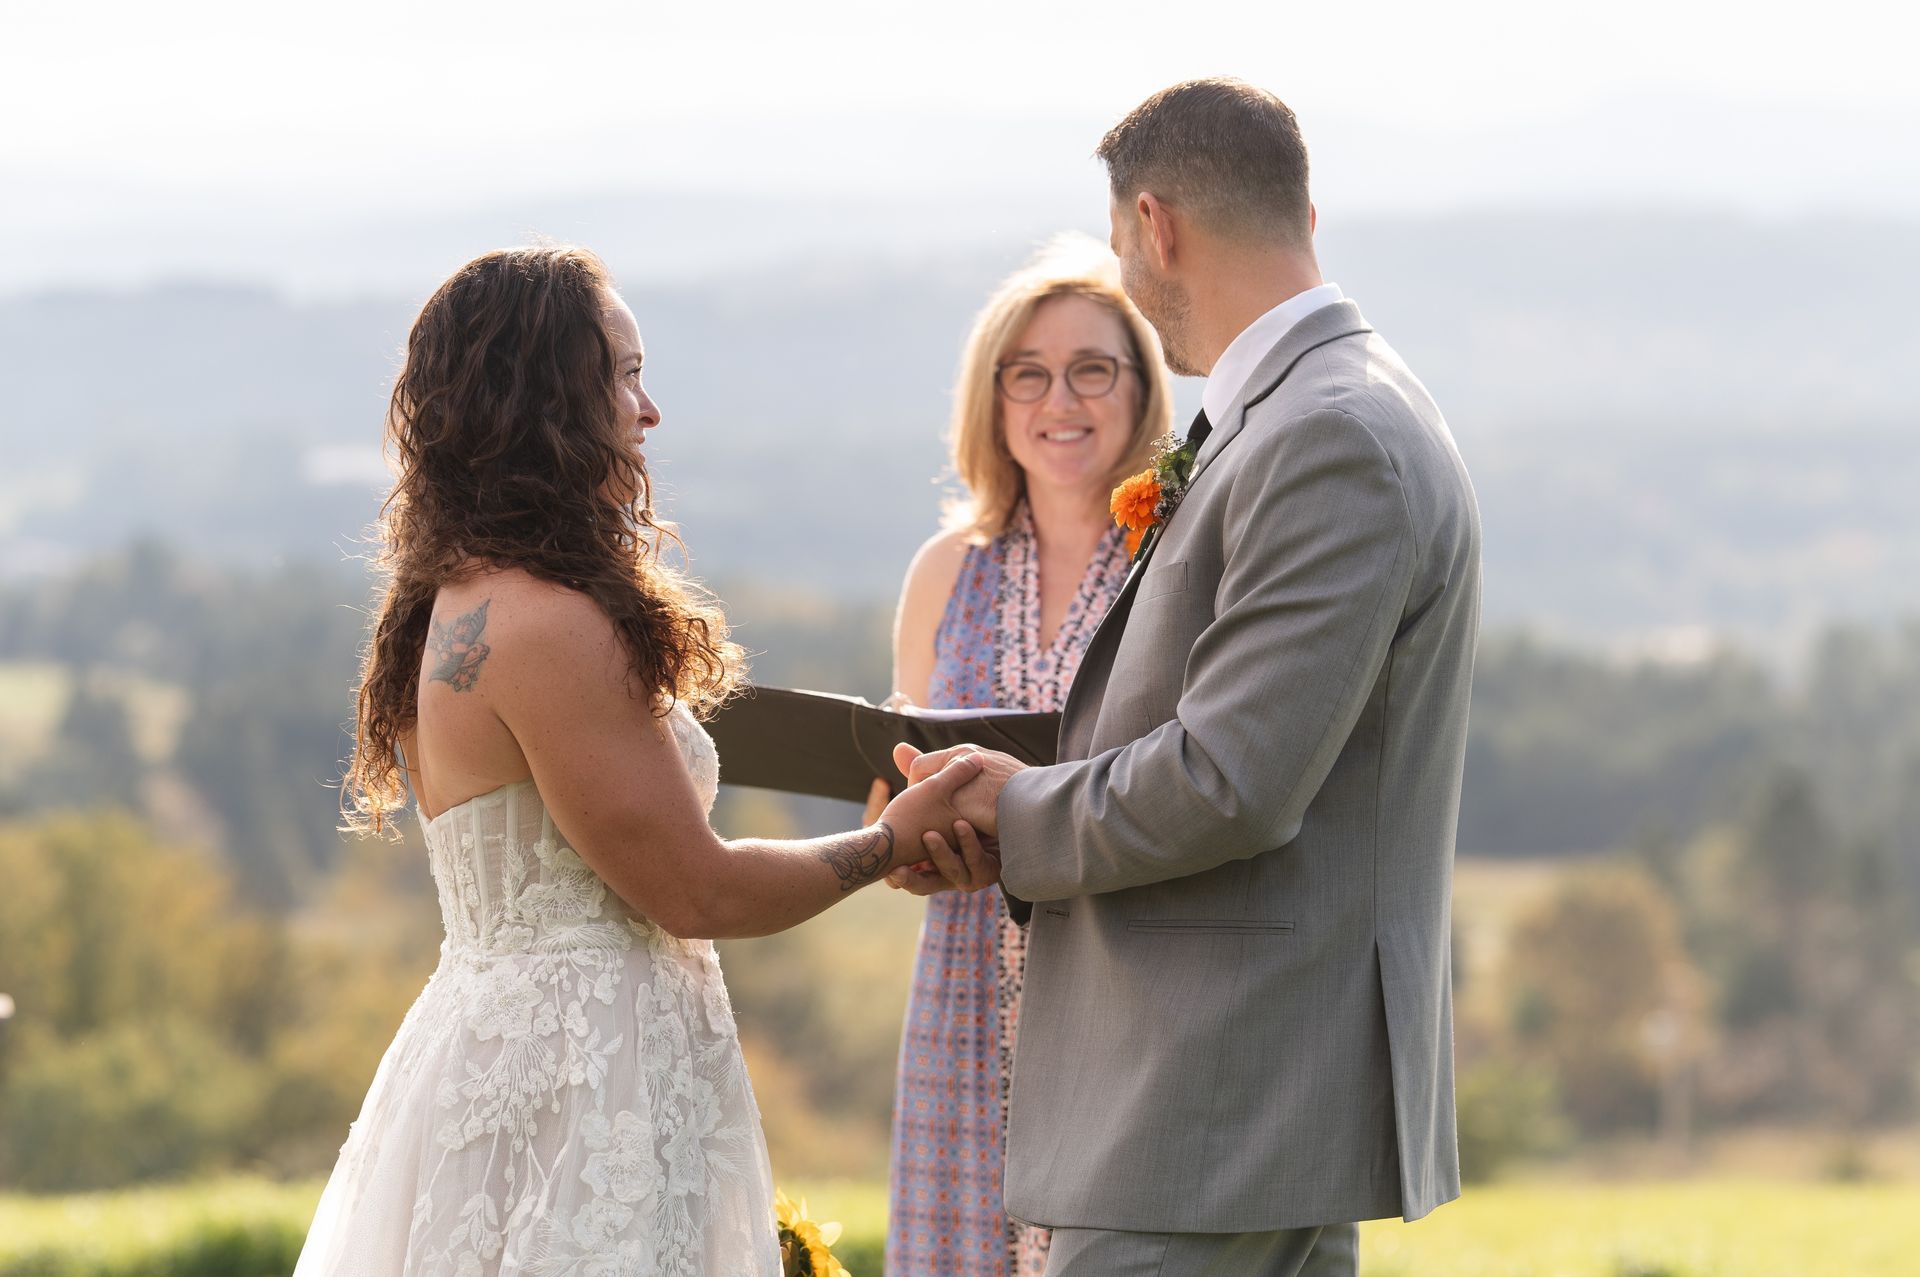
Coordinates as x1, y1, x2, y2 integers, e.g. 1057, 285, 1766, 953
3, 0, 1912, 292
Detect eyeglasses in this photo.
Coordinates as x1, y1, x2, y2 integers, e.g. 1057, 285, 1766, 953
994, 355, 1136, 404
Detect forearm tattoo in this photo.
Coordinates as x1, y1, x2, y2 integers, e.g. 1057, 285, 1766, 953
817, 822, 896, 893
427, 599, 493, 692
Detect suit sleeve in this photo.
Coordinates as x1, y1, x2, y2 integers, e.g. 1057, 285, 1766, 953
997, 408, 1416, 901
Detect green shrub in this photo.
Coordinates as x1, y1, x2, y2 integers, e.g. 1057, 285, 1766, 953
0, 1221, 303, 1277
1819, 1137, 1876, 1182
1, 1019, 267, 1191
1454, 1058, 1571, 1183
130, 1222, 304, 1277
0, 1253, 73, 1277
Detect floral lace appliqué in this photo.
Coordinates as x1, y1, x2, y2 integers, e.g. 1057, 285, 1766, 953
385, 706, 771, 1277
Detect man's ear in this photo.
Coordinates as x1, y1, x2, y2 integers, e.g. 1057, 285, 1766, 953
1309, 201, 1317, 236
1139, 192, 1177, 271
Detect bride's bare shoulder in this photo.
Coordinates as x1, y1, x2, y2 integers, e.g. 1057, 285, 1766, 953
439, 565, 609, 623
426, 567, 626, 701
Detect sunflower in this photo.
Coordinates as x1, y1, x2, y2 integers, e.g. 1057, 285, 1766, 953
776, 1190, 851, 1277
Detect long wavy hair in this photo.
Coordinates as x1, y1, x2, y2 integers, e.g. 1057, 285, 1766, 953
345, 245, 742, 834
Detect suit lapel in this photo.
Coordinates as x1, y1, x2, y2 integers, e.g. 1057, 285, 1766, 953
1054, 302, 1376, 760
1057, 590, 1128, 759
1187, 300, 1373, 487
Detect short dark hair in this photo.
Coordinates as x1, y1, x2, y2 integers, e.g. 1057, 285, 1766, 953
1097, 78, 1312, 245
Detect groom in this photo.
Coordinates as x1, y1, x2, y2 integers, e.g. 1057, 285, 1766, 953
897, 78, 1481, 1275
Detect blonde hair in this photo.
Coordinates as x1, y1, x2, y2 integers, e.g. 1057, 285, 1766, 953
945, 233, 1174, 541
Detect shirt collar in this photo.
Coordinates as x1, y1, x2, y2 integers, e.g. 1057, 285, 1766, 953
1199, 282, 1346, 425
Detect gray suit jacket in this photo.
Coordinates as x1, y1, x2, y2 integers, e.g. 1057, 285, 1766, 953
997, 301, 1479, 1232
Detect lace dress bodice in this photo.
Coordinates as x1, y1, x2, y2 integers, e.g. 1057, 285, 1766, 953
294, 703, 776, 1277
422, 704, 721, 954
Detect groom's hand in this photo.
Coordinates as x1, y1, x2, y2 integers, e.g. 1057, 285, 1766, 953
885, 818, 1000, 897
884, 743, 1024, 893
892, 742, 1024, 839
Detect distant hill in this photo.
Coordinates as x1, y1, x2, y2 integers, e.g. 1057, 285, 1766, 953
3, 209, 1916, 654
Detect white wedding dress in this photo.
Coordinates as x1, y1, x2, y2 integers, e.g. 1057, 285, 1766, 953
294, 704, 779, 1277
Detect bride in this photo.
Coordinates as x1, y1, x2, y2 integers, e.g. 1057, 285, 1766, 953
294, 246, 993, 1276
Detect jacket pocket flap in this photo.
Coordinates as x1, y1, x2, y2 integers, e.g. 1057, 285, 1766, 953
1141, 560, 1189, 600
1126, 918, 1294, 934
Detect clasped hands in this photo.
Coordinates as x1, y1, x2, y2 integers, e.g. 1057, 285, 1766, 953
869, 743, 1027, 896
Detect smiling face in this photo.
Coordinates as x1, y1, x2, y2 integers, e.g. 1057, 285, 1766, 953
602, 292, 659, 456
998, 293, 1142, 502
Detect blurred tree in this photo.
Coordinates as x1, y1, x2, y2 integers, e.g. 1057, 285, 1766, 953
0, 812, 290, 1187
1797, 624, 1920, 844
263, 833, 441, 1173
1458, 634, 1775, 857
1, 1016, 267, 1191
174, 677, 355, 908
1684, 769, 1920, 1124
0, 545, 367, 905
0, 812, 287, 1042
20, 680, 145, 810
1504, 865, 1708, 1135
741, 1034, 889, 1180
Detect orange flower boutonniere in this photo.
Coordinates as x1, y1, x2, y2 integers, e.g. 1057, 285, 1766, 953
1110, 435, 1200, 560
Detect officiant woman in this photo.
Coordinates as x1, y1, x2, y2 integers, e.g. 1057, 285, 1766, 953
874, 235, 1173, 1277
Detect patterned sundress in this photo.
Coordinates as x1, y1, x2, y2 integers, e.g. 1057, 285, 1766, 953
886, 503, 1131, 1277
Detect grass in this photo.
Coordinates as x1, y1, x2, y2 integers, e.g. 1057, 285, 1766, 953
5, 1177, 1919, 1276
0, 1178, 316, 1259
1359, 1181, 1920, 1277
0, 1178, 315, 1276
0, 1177, 881, 1275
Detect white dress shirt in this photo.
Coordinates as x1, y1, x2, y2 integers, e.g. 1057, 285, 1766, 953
1199, 282, 1346, 427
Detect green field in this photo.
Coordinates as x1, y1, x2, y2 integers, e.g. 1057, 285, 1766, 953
1362, 1181, 1920, 1277
4, 1178, 1919, 1276
0, 1178, 886, 1277
0, 1177, 316, 1277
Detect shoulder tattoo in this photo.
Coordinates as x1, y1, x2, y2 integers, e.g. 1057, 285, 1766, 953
427, 598, 493, 692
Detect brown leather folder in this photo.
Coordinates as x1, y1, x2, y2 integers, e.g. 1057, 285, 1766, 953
704, 685, 1060, 803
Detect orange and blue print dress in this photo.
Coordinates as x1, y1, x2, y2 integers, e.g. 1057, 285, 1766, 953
886, 504, 1129, 1277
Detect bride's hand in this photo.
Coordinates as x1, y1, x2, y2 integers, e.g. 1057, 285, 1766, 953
865, 780, 938, 886
879, 764, 999, 895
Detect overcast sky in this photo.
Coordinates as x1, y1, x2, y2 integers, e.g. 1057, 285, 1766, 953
3, 0, 1912, 293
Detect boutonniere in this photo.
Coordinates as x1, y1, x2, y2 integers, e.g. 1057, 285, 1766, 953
1110, 434, 1199, 559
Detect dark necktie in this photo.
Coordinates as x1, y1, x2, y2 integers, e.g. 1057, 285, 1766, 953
1185, 407, 1212, 451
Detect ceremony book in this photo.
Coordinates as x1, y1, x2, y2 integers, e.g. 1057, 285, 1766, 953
704, 685, 1060, 803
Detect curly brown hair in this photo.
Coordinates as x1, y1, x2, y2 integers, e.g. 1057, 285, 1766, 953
345, 245, 743, 833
